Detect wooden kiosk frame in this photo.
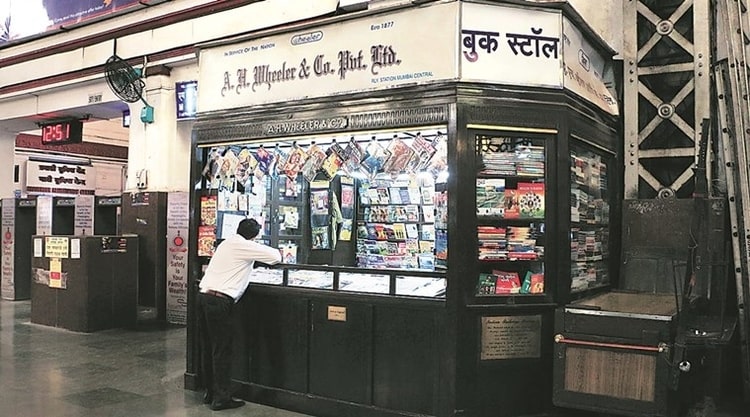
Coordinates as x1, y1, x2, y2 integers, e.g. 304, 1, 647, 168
184, 2, 621, 417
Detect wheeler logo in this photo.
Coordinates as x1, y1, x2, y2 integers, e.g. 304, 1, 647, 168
291, 31, 324, 46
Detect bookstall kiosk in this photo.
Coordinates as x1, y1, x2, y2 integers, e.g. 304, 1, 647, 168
184, 2, 621, 417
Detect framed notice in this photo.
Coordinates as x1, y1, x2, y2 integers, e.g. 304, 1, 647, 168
480, 315, 541, 360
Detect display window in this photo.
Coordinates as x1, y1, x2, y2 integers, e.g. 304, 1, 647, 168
569, 143, 611, 293
197, 127, 448, 298
473, 133, 547, 297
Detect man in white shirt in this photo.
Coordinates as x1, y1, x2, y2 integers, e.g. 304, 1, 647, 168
198, 218, 281, 411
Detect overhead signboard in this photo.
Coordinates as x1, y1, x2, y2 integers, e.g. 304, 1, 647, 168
460, 2, 563, 89
197, 2, 459, 113
26, 161, 96, 196
0, 0, 144, 46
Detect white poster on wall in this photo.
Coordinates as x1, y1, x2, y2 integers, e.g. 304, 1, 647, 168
562, 17, 618, 115
74, 195, 95, 236
36, 195, 53, 236
166, 192, 190, 325
198, 2, 459, 112
460, 2, 563, 89
1, 199, 15, 300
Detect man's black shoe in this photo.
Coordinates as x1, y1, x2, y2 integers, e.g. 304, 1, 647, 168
210, 399, 245, 411
202, 391, 213, 404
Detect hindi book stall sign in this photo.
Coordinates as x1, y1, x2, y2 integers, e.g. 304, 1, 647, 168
460, 2, 562, 88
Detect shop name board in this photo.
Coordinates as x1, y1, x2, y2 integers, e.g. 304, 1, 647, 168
221, 45, 407, 97
264, 117, 348, 135
461, 27, 560, 62
198, 2, 457, 112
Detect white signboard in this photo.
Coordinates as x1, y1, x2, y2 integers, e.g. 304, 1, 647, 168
36, 195, 53, 236
562, 17, 618, 115
460, 2, 563, 88
166, 192, 190, 325
198, 2, 458, 113
25, 161, 96, 196
74, 195, 95, 236
1, 199, 15, 300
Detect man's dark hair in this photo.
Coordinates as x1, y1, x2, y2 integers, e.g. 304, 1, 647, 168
237, 218, 261, 239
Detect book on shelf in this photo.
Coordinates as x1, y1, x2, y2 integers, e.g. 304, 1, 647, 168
476, 178, 505, 216
420, 224, 435, 241
504, 188, 519, 218
389, 187, 403, 204
419, 240, 435, 253
476, 273, 497, 295
392, 223, 407, 240
517, 182, 544, 219
422, 206, 435, 223
398, 188, 412, 204
521, 271, 544, 294
405, 223, 419, 239
493, 270, 521, 294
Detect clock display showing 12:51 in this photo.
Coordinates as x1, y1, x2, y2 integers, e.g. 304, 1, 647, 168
40, 119, 83, 145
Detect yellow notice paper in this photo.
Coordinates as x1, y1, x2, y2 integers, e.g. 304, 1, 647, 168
49, 257, 62, 289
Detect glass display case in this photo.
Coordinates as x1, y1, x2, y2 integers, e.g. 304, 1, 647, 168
569, 143, 611, 294
473, 133, 547, 297
196, 127, 448, 299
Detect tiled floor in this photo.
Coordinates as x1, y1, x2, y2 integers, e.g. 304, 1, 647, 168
0, 300, 312, 417
2, 299, 747, 417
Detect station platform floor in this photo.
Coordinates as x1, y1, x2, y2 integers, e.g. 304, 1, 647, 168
0, 299, 311, 417
1, 299, 747, 417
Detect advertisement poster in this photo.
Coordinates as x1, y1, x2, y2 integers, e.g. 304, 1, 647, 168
166, 192, 189, 325
1, 0, 143, 46
1, 198, 15, 300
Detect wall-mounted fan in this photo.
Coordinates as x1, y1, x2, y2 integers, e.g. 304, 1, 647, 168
104, 54, 154, 123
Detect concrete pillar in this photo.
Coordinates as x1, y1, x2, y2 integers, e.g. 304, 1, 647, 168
0, 130, 18, 199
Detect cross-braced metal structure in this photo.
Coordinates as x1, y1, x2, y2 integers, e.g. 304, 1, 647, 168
622, 0, 711, 199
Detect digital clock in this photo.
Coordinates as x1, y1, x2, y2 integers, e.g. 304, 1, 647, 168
40, 119, 83, 145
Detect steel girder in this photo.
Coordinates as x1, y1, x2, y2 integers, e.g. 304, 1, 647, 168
623, 0, 711, 198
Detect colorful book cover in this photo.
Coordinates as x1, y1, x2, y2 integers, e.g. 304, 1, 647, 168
389, 187, 402, 204
382, 137, 416, 174
422, 206, 435, 223
435, 229, 448, 260
200, 195, 217, 226
419, 240, 435, 253
281, 244, 298, 264
418, 254, 435, 271
493, 270, 521, 294
197, 225, 216, 257
420, 224, 435, 241
404, 205, 420, 222
392, 223, 407, 240
476, 273, 497, 295
504, 188, 520, 219
517, 182, 545, 219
